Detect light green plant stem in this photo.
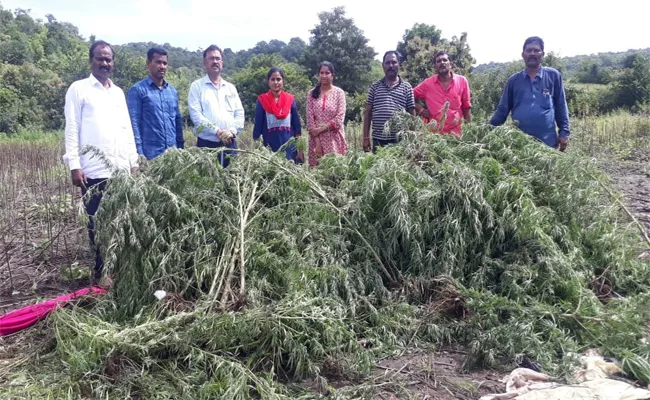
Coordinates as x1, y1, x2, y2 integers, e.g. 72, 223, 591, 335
226, 148, 397, 284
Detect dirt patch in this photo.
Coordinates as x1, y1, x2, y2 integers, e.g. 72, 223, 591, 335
598, 150, 650, 256
304, 347, 507, 400
607, 162, 650, 232
370, 348, 504, 400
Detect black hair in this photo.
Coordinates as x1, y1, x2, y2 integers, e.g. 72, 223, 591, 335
267, 67, 285, 80
147, 47, 168, 61
523, 36, 544, 52
89, 40, 114, 61
433, 50, 449, 63
203, 44, 223, 60
382, 50, 402, 63
311, 61, 335, 99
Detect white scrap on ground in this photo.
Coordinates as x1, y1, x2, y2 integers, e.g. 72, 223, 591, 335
480, 351, 650, 400
153, 290, 167, 300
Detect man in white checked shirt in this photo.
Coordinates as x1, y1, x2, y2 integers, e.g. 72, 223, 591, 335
62, 40, 139, 283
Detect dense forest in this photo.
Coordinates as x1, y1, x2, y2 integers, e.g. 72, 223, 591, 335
1, 2, 649, 134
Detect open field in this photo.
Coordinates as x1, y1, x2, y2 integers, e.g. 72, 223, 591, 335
571, 111, 650, 238
0, 114, 649, 399
0, 133, 89, 308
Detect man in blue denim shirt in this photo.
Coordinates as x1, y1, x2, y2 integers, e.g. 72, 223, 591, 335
127, 47, 184, 160
490, 37, 570, 151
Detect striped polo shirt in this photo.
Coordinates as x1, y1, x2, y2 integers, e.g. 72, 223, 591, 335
367, 76, 415, 140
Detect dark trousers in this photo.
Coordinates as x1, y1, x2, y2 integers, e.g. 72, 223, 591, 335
81, 178, 107, 280
197, 137, 238, 167
372, 138, 399, 153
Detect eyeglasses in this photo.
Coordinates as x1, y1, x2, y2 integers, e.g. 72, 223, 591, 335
205, 57, 222, 62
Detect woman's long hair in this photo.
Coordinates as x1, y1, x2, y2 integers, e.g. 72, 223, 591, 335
311, 61, 335, 99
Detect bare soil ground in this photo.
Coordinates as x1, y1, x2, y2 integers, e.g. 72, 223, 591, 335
600, 147, 650, 257
364, 348, 504, 400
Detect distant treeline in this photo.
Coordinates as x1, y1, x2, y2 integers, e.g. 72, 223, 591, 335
1, 2, 649, 134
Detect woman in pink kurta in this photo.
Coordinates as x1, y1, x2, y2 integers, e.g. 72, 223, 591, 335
306, 61, 347, 167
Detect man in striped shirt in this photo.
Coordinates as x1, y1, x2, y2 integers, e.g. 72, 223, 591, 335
363, 51, 416, 153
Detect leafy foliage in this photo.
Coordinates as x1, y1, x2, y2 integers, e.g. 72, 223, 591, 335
303, 6, 377, 96
609, 54, 650, 111
0, 63, 65, 133
5, 119, 649, 398
467, 61, 522, 120
397, 23, 476, 85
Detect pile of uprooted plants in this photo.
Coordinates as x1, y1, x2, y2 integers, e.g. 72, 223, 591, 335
4, 114, 650, 399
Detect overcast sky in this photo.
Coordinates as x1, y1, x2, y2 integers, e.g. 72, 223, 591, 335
2, 0, 648, 65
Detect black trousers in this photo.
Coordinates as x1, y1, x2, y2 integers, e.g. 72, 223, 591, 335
197, 137, 238, 167
81, 178, 107, 280
372, 138, 399, 153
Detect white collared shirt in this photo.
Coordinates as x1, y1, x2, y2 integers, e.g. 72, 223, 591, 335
188, 75, 245, 142
62, 74, 139, 179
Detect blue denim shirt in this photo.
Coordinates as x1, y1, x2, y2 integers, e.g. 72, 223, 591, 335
489, 67, 570, 147
127, 76, 184, 160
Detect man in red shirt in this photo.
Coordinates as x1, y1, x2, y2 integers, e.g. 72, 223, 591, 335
414, 51, 472, 137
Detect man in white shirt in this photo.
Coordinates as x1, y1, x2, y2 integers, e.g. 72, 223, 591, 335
62, 40, 139, 282
188, 44, 244, 167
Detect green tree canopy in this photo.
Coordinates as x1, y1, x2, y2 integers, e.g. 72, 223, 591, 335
303, 6, 376, 95
397, 23, 476, 86
609, 54, 650, 110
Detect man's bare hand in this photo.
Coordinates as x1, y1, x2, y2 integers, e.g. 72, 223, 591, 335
557, 137, 569, 152
363, 136, 371, 152
70, 169, 87, 187
221, 130, 235, 146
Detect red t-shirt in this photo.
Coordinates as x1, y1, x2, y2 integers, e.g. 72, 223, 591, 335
413, 73, 471, 137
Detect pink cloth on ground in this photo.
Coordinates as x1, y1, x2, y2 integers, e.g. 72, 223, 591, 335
0, 286, 106, 336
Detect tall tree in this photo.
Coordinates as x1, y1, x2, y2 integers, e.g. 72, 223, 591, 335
397, 23, 475, 86
609, 54, 650, 110
0, 63, 65, 133
396, 23, 442, 60
281, 37, 307, 64
447, 32, 474, 73
303, 6, 376, 95
468, 61, 522, 120
542, 51, 566, 75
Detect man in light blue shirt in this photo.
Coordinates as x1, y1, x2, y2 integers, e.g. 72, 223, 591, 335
490, 36, 570, 151
188, 44, 244, 167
